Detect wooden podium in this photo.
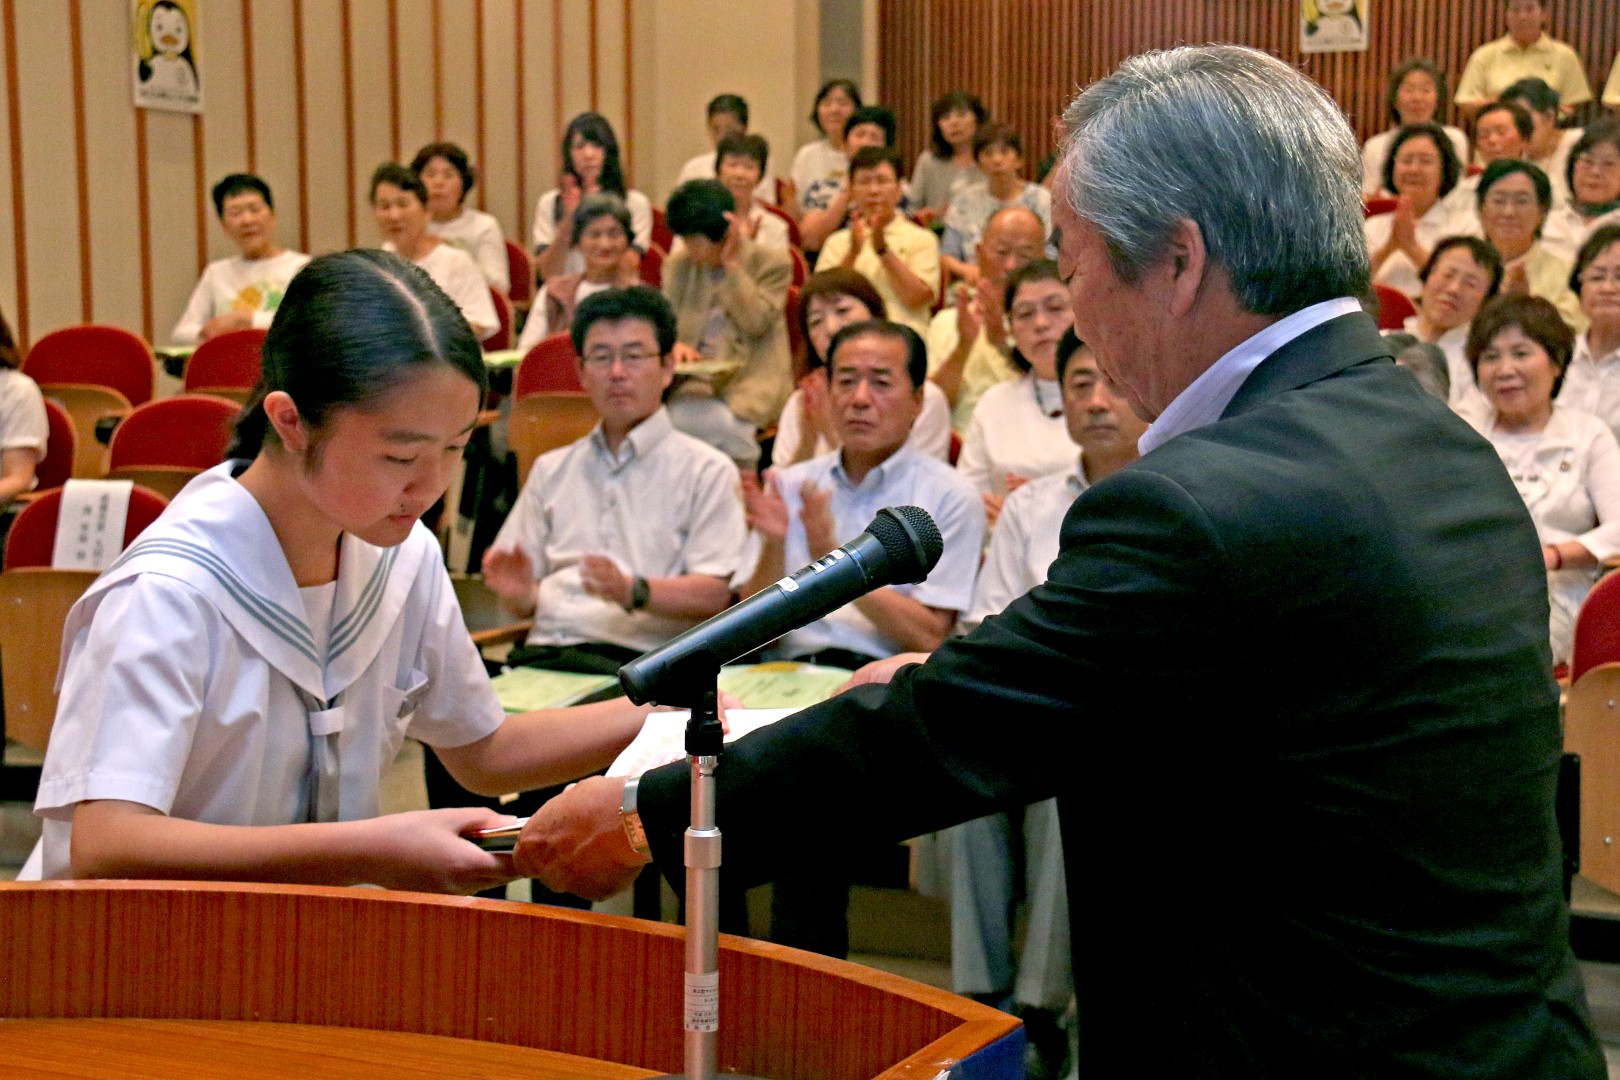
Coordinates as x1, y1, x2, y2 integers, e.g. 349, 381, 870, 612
0, 881, 1022, 1078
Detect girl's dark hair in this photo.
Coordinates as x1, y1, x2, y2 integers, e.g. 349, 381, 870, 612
796, 268, 887, 377
1003, 259, 1064, 374
1382, 123, 1463, 200
1465, 294, 1575, 397
929, 91, 988, 160
1385, 59, 1448, 126
0, 304, 20, 370
409, 141, 476, 201
560, 112, 627, 200
810, 79, 862, 135
229, 250, 487, 459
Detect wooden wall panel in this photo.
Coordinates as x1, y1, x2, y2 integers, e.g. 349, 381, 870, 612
251, 0, 304, 264
879, 1, 1620, 184
394, 2, 436, 170
350, 0, 394, 242
14, 3, 80, 340
438, 0, 480, 153
144, 112, 204, 343
478, 0, 520, 235
300, 0, 349, 254
79, 8, 145, 336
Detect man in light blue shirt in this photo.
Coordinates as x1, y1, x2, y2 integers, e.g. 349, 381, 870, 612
743, 319, 985, 670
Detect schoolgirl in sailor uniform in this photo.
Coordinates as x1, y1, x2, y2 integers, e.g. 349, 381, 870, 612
24, 250, 654, 892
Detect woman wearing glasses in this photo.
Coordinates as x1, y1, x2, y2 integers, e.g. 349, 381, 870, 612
1476, 159, 1585, 332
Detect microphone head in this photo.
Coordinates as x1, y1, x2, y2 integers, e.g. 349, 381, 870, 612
870, 506, 943, 584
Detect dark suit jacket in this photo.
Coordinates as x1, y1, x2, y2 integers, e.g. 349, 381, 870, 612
640, 311, 1604, 1078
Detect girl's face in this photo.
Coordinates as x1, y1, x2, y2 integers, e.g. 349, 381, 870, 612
419, 156, 466, 217
937, 107, 978, 149
296, 364, 481, 549
578, 215, 630, 277
1394, 70, 1438, 125
570, 134, 606, 185
806, 292, 875, 361
817, 88, 857, 140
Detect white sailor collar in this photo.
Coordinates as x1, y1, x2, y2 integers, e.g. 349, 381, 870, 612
75, 461, 423, 706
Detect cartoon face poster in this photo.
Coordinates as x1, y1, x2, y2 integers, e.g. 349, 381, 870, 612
1301, 0, 1369, 54
132, 0, 202, 113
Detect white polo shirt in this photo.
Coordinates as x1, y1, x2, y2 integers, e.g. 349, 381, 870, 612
428, 206, 510, 294
955, 374, 1075, 497
1558, 332, 1620, 445
959, 462, 1086, 634
772, 444, 984, 661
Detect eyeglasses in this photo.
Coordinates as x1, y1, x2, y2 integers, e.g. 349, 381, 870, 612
1580, 269, 1620, 288
580, 348, 659, 370
1574, 152, 1620, 173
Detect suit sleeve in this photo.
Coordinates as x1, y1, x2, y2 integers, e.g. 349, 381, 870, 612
637, 464, 1234, 886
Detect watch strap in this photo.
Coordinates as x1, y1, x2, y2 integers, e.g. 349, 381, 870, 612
619, 775, 651, 857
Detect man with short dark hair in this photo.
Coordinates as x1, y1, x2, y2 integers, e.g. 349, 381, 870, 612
1455, 0, 1592, 119
519, 46, 1604, 1076
171, 173, 310, 346
817, 148, 940, 335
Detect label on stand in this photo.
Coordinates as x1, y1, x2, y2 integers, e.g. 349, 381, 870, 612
684, 971, 719, 1032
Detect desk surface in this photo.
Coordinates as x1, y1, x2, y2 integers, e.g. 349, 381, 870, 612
3, 1019, 662, 1079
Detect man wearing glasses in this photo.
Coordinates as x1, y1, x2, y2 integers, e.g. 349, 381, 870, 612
481, 286, 750, 675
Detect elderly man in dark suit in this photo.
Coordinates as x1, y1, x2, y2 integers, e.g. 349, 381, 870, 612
512, 44, 1604, 1077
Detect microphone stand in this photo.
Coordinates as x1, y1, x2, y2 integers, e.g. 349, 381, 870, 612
666, 680, 765, 1080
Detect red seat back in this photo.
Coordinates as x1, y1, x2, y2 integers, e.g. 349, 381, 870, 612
788, 246, 809, 288
24, 325, 156, 407
34, 398, 75, 492
651, 208, 674, 255
762, 203, 802, 250
784, 286, 805, 372
515, 334, 585, 397
484, 288, 514, 351
1572, 573, 1620, 684
184, 329, 265, 394
505, 239, 534, 306
1373, 284, 1417, 331
1363, 196, 1399, 218
108, 396, 240, 472
3, 484, 169, 570
640, 244, 666, 287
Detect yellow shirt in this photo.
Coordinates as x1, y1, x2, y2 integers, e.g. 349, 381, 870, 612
817, 217, 941, 336
1519, 243, 1587, 335
924, 306, 1019, 432
1456, 33, 1592, 107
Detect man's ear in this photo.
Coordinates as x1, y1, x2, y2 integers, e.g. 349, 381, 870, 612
262, 390, 309, 453
1161, 218, 1208, 318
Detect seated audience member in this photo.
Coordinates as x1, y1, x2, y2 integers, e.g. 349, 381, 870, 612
661, 179, 794, 465
774, 269, 951, 468
1444, 100, 1533, 212
709, 134, 789, 252
1477, 159, 1585, 331
790, 79, 862, 239
0, 305, 45, 509
1454, 0, 1592, 119
412, 141, 508, 294
799, 105, 898, 257
533, 113, 651, 283
483, 286, 749, 671
1501, 78, 1583, 206
940, 124, 1053, 284
514, 193, 641, 355
1543, 120, 1620, 264
1467, 294, 1620, 667
1365, 123, 1475, 299
945, 328, 1148, 1080
1363, 60, 1469, 196
371, 163, 498, 341
957, 261, 1077, 525
743, 319, 983, 670
816, 147, 940, 336
927, 206, 1047, 429
911, 90, 988, 223
673, 93, 775, 204
1402, 235, 1503, 420
1383, 333, 1454, 401
171, 174, 311, 346
1557, 225, 1620, 440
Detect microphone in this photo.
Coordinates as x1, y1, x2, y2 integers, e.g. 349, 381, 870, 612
618, 505, 944, 705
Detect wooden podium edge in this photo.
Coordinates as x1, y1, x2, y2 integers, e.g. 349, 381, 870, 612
0, 880, 1022, 1080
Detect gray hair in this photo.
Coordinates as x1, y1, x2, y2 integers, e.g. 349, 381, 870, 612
569, 192, 633, 248
1382, 332, 1450, 401
1060, 45, 1370, 315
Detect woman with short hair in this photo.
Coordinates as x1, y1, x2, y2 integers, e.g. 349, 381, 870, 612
412, 141, 508, 293
1556, 225, 1620, 441
910, 90, 988, 222
1467, 293, 1620, 665
1362, 60, 1469, 196
514, 193, 641, 355
1365, 123, 1475, 298
1476, 159, 1584, 331
1543, 119, 1620, 265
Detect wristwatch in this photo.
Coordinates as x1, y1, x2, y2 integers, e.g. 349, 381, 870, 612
626, 575, 651, 612
620, 776, 651, 857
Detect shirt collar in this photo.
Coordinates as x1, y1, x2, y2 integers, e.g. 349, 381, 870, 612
1502, 32, 1551, 53
1575, 333, 1620, 368
831, 442, 914, 490
1139, 297, 1364, 456
591, 405, 674, 467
